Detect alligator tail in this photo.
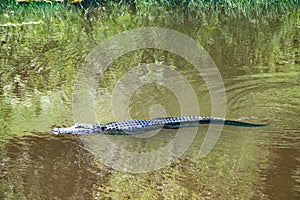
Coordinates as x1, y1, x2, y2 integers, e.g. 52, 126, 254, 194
162, 117, 267, 129
199, 118, 267, 127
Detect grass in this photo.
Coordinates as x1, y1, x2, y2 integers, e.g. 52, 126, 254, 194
1, 0, 299, 19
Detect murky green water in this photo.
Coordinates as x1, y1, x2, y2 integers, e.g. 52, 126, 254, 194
0, 4, 299, 199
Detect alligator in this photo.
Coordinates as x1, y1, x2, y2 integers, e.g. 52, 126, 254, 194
52, 116, 267, 135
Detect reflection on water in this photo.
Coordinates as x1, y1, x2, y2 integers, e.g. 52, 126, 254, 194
0, 4, 299, 200
225, 65, 300, 199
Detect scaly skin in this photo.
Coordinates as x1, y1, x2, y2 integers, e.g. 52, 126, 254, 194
52, 116, 267, 135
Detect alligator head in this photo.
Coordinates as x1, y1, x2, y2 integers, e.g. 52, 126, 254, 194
52, 124, 105, 134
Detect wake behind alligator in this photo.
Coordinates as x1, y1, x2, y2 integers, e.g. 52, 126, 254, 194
52, 116, 267, 135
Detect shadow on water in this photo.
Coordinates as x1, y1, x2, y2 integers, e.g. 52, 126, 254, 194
0, 134, 111, 199
264, 148, 300, 199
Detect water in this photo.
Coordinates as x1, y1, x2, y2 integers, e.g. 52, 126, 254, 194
0, 5, 299, 199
